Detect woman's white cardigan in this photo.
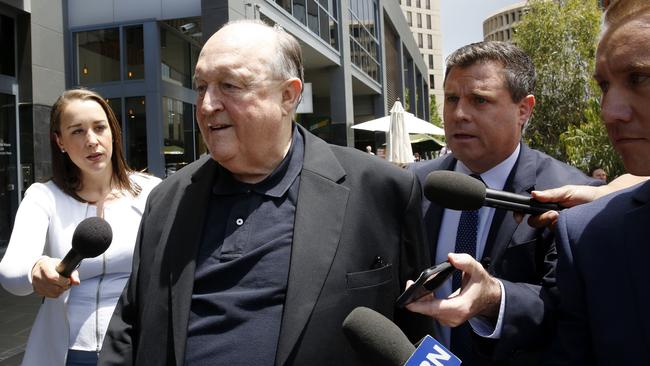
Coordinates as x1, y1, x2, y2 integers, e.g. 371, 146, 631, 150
0, 173, 160, 365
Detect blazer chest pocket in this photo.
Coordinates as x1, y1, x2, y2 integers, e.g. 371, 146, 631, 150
346, 264, 393, 290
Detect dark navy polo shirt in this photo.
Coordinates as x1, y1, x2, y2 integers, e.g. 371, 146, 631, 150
184, 125, 304, 366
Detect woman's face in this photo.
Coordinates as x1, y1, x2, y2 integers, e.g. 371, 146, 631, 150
55, 99, 113, 180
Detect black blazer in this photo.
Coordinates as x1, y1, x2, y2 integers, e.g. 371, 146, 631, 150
410, 144, 599, 364
98, 126, 432, 365
547, 180, 650, 365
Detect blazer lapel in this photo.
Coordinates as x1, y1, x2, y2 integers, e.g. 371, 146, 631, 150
624, 181, 650, 349
165, 158, 217, 365
275, 129, 348, 366
485, 145, 535, 265
425, 155, 456, 261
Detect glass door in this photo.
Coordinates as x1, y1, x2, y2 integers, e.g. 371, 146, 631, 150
0, 93, 18, 250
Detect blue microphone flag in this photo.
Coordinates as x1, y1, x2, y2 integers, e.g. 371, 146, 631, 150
404, 335, 461, 366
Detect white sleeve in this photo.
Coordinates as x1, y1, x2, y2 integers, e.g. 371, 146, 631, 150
0, 183, 53, 296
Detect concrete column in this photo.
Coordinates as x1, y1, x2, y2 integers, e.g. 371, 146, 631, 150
328, 0, 354, 147
143, 21, 164, 177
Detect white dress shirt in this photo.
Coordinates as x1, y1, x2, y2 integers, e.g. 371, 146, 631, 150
433, 144, 520, 346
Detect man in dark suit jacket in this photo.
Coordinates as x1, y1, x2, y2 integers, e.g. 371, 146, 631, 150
405, 42, 598, 365
99, 20, 430, 365
545, 3, 650, 364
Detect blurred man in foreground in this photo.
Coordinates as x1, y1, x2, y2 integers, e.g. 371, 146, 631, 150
545, 1, 650, 363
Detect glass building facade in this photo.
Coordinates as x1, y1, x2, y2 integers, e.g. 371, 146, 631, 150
71, 19, 204, 177
0, 0, 430, 254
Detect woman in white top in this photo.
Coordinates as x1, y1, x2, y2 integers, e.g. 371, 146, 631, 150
0, 89, 160, 366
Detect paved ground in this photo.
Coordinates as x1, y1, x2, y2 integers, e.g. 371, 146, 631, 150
0, 287, 40, 365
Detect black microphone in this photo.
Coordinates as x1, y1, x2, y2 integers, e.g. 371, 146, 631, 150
342, 307, 415, 366
424, 170, 561, 215
56, 217, 113, 277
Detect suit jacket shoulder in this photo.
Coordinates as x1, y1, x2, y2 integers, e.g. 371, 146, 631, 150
550, 180, 650, 364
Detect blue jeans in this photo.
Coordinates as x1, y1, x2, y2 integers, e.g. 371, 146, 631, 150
66, 350, 98, 366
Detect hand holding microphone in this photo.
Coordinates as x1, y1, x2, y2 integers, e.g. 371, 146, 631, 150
32, 217, 112, 298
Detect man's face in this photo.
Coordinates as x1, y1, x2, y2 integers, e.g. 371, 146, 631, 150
194, 25, 300, 182
592, 168, 607, 182
443, 61, 534, 173
596, 18, 650, 176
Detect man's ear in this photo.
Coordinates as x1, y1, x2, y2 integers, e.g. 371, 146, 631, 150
518, 94, 535, 129
281, 78, 303, 115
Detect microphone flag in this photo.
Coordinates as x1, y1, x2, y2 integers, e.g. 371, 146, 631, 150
404, 335, 461, 366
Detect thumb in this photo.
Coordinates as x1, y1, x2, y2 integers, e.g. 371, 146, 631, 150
405, 280, 415, 290
447, 253, 476, 273
69, 270, 81, 286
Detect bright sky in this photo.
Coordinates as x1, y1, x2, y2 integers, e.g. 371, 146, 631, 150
441, 0, 522, 59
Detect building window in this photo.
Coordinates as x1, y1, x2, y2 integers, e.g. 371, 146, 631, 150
417, 13, 422, 28
416, 0, 421, 7
162, 97, 201, 176
160, 27, 200, 89
76, 28, 120, 84
427, 34, 432, 49
107, 98, 122, 130
277, 0, 339, 50
0, 14, 15, 76
125, 97, 148, 171
407, 0, 411, 6
407, 11, 412, 26
428, 54, 433, 69
349, 0, 380, 82
429, 74, 435, 89
124, 26, 144, 80
275, 0, 291, 13
426, 0, 430, 9
426, 14, 431, 29
418, 33, 423, 48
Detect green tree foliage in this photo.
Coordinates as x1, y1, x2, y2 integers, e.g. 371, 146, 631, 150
514, 0, 603, 162
429, 94, 443, 127
561, 99, 625, 178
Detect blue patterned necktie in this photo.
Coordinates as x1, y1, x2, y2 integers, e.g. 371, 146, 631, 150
451, 174, 482, 291
450, 174, 483, 362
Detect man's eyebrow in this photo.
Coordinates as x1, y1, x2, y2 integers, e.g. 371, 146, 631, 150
623, 61, 650, 73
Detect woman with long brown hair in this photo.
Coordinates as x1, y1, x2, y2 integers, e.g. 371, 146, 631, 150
0, 89, 160, 366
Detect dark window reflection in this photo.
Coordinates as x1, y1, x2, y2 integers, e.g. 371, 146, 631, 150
125, 97, 148, 171
76, 28, 120, 84
160, 28, 194, 88
125, 26, 144, 80
0, 15, 15, 77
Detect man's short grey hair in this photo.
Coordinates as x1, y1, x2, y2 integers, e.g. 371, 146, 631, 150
444, 41, 536, 103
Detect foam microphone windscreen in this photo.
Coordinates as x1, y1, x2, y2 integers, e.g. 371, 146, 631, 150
342, 307, 415, 366
72, 216, 113, 257
57, 217, 113, 277
423, 170, 485, 211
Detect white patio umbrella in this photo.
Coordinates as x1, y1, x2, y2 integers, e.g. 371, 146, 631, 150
386, 101, 414, 164
351, 106, 444, 135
